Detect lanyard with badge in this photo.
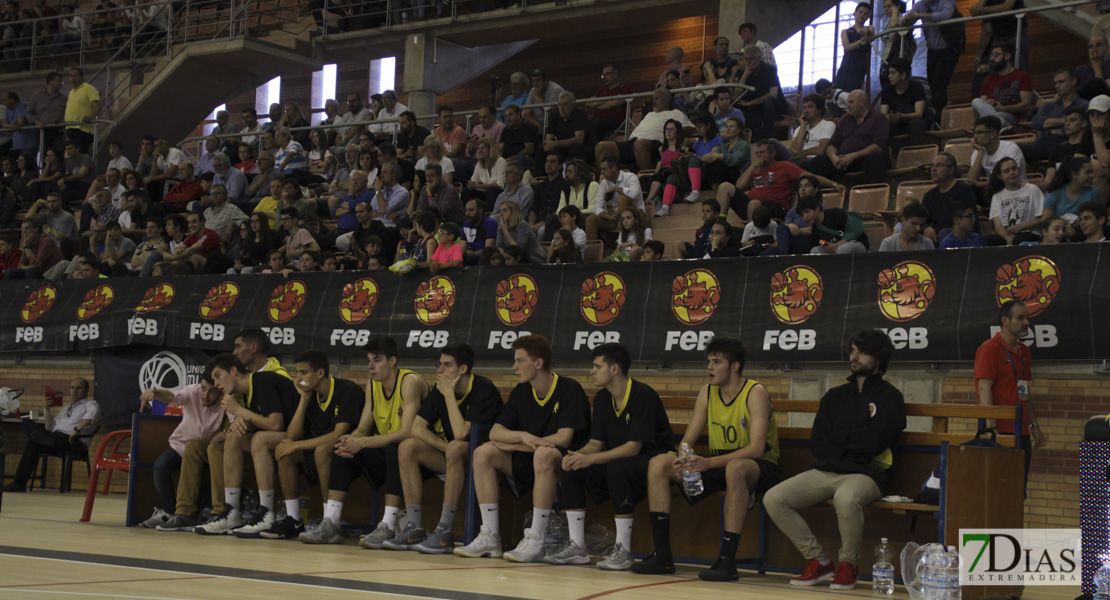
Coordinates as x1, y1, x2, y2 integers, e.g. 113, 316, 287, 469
1003, 346, 1031, 403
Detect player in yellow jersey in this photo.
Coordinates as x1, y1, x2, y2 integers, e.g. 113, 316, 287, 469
232, 328, 290, 379
631, 336, 782, 581
314, 337, 428, 548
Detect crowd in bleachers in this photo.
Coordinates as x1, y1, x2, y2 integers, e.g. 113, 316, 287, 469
4, 1, 1110, 281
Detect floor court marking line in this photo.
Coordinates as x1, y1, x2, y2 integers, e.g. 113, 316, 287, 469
5, 590, 195, 600
572, 578, 698, 600
0, 549, 528, 600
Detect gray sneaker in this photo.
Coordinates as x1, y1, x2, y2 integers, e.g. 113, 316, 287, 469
359, 521, 395, 549
545, 540, 590, 565
141, 508, 169, 528
415, 526, 455, 554
597, 543, 633, 571
299, 518, 343, 544
156, 513, 199, 531
382, 522, 426, 550
453, 525, 502, 558
503, 528, 546, 563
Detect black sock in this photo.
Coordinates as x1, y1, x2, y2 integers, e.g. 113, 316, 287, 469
649, 512, 672, 559
717, 530, 741, 568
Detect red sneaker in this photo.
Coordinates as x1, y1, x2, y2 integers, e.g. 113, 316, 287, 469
790, 559, 836, 586
829, 561, 859, 590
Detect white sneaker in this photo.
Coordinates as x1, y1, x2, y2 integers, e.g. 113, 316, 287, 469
597, 543, 634, 571
453, 525, 503, 558
684, 190, 700, 203
544, 540, 590, 565
194, 508, 242, 535
503, 528, 545, 563
232, 509, 275, 538
141, 508, 169, 529
655, 204, 670, 217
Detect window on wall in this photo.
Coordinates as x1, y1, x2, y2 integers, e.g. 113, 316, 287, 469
203, 104, 226, 136
369, 57, 396, 95
311, 64, 338, 124
775, 1, 862, 92
256, 76, 281, 123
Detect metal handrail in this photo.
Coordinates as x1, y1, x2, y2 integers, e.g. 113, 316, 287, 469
879, 0, 1098, 36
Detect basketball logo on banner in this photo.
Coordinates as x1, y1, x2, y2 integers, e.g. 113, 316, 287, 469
268, 280, 307, 323
338, 278, 379, 325
878, 261, 936, 322
76, 284, 114, 320
671, 269, 720, 326
770, 266, 823, 325
580, 272, 626, 327
414, 276, 455, 326
199, 282, 240, 319
139, 350, 188, 392
995, 256, 1060, 318
21, 286, 56, 323
135, 283, 175, 314
495, 274, 539, 326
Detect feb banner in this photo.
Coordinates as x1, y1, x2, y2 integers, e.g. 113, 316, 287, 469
0, 245, 1104, 363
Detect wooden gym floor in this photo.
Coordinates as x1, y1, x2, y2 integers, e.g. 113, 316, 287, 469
0, 492, 1082, 600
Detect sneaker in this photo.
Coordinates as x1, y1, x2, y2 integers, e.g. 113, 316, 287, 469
260, 515, 305, 540
156, 513, 199, 531
299, 518, 343, 544
194, 508, 242, 535
597, 544, 633, 571
231, 509, 275, 538
415, 526, 455, 554
544, 540, 590, 565
141, 508, 169, 529
655, 203, 670, 217
790, 559, 835, 586
382, 522, 427, 550
453, 525, 502, 558
503, 528, 545, 563
630, 551, 676, 575
684, 190, 700, 203
699, 559, 739, 582
358, 521, 395, 549
829, 561, 859, 590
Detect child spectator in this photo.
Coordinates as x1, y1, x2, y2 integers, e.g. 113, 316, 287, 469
703, 220, 739, 258
411, 211, 440, 269
262, 249, 284, 274
642, 239, 666, 260
501, 245, 528, 265
740, 205, 779, 255
555, 205, 587, 247
940, 203, 986, 248
987, 157, 1044, 245
429, 222, 463, 272
799, 196, 869, 253
678, 199, 721, 258
479, 246, 504, 266
615, 208, 651, 261
546, 228, 582, 264
1037, 216, 1069, 245
0, 234, 23, 272
367, 255, 386, 271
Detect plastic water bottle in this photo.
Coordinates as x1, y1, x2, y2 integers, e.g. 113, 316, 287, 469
942, 545, 962, 600
921, 544, 942, 600
1095, 560, 1110, 600
679, 442, 704, 496
872, 537, 895, 594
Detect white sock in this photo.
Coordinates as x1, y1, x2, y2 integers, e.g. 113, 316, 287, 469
324, 500, 343, 526
531, 508, 551, 536
383, 506, 401, 528
405, 504, 423, 528
480, 503, 499, 534
259, 489, 275, 511
285, 499, 301, 522
615, 517, 633, 550
567, 510, 586, 547
225, 488, 241, 511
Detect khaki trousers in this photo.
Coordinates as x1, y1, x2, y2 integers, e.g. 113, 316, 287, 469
763, 469, 881, 565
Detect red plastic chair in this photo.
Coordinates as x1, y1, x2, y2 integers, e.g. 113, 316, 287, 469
80, 430, 132, 523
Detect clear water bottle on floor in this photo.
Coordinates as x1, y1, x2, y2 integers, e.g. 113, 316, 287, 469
679, 442, 703, 497
921, 544, 942, 600
1095, 560, 1110, 600
872, 537, 895, 595
942, 545, 961, 600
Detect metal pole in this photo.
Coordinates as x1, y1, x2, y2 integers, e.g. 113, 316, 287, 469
166, 4, 173, 58
185, 0, 191, 44
30, 21, 36, 72
1015, 13, 1025, 66
832, 2, 841, 82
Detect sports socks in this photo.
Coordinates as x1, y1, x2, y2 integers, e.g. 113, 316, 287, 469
259, 489, 275, 512
383, 506, 401, 528
437, 504, 457, 530
718, 530, 741, 569
284, 499, 301, 522
324, 499, 343, 526
689, 166, 703, 192
225, 488, 241, 512
405, 504, 423, 529
649, 512, 672, 559
567, 510, 586, 547
531, 508, 552, 536
615, 517, 633, 550
479, 503, 499, 534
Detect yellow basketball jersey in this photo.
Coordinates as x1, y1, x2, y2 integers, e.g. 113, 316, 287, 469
707, 379, 780, 464
372, 369, 417, 435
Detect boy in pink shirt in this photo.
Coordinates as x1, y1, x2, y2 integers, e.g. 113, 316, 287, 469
429, 222, 463, 272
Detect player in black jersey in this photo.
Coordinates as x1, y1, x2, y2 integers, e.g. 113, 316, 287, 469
381, 344, 504, 553
454, 334, 590, 562
544, 343, 674, 570
195, 353, 298, 536
254, 350, 364, 540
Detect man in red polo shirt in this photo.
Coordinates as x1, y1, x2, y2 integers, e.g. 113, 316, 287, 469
164, 212, 220, 272
974, 300, 1045, 487
717, 139, 837, 222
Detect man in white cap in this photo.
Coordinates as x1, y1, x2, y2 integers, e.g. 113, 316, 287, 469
1086, 95, 1110, 199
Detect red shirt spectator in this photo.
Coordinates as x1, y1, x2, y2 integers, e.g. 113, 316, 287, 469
0, 247, 23, 271
183, 228, 221, 258
974, 332, 1033, 435
980, 69, 1034, 108
163, 179, 204, 209
593, 83, 633, 122
748, 160, 804, 212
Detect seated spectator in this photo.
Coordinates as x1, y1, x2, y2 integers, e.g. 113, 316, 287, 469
921, 152, 979, 243
500, 104, 540, 162
987, 156, 1043, 245
161, 162, 204, 213
776, 94, 834, 166
409, 211, 439, 268
12, 154, 39, 206
496, 200, 545, 264
939, 203, 986, 248
646, 119, 690, 217
799, 196, 869, 254
586, 155, 644, 242
719, 139, 838, 220
501, 245, 528, 265
236, 144, 259, 175
492, 161, 535, 220
478, 246, 503, 266
327, 144, 363, 200
465, 137, 506, 211
677, 199, 722, 259
740, 205, 778, 255
497, 72, 530, 124
737, 44, 788, 140
196, 135, 220, 176
261, 249, 285, 273
275, 178, 318, 226
145, 138, 187, 204
524, 69, 565, 129
279, 207, 320, 261
331, 169, 374, 238
293, 250, 320, 273
702, 220, 740, 258
738, 22, 777, 66
552, 159, 599, 229
50, 4, 87, 55
532, 152, 567, 239
340, 203, 388, 262
414, 163, 464, 224
698, 117, 751, 194
881, 58, 928, 146
28, 148, 65, 205
432, 105, 467, 164
1077, 36, 1110, 93
587, 64, 633, 143
461, 199, 497, 263
615, 208, 651, 261
107, 139, 133, 172
1044, 108, 1094, 187
466, 103, 506, 162
304, 128, 334, 184
370, 161, 410, 227
556, 205, 587, 248
81, 189, 121, 234
165, 212, 221, 271
0, 233, 22, 272
211, 152, 248, 203
542, 91, 591, 163
1037, 216, 1068, 245
709, 86, 746, 134
132, 217, 166, 276
27, 192, 77, 242
968, 115, 1027, 186
353, 234, 387, 270
279, 101, 311, 147
642, 239, 665, 260
1088, 96, 1110, 198
59, 141, 96, 205
2, 378, 99, 493
274, 127, 308, 176
879, 202, 935, 251
772, 175, 823, 256
100, 221, 137, 275
972, 42, 1034, 129
808, 90, 890, 185
428, 221, 463, 272
690, 112, 723, 158
703, 37, 739, 84
1019, 68, 1087, 162
247, 154, 282, 205
547, 228, 582, 264
815, 78, 850, 119
201, 184, 249, 243
595, 88, 694, 173
414, 135, 455, 190
1043, 156, 1099, 227
656, 46, 693, 89
1077, 201, 1108, 242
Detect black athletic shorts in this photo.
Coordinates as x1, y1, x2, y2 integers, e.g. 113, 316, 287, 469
508, 447, 568, 498
682, 458, 783, 505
